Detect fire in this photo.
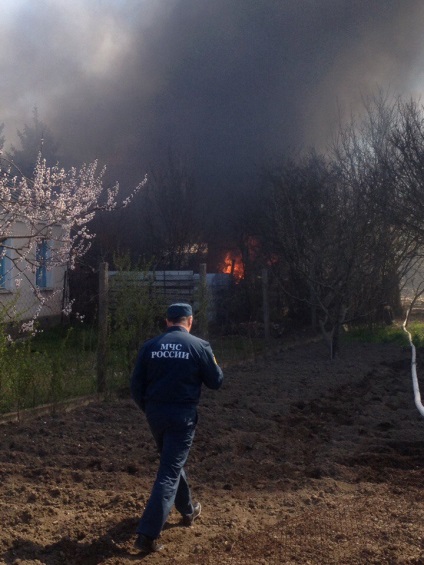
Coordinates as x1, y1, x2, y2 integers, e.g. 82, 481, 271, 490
221, 252, 244, 281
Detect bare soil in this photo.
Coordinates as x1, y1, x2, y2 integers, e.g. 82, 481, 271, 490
1, 339, 424, 564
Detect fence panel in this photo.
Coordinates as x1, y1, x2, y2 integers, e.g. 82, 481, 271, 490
108, 270, 195, 312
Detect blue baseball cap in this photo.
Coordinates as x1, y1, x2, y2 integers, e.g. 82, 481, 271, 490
166, 303, 193, 319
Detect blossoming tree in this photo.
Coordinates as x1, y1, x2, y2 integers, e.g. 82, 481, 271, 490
0, 152, 146, 329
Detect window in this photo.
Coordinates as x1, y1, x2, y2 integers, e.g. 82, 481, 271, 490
36, 239, 52, 288
0, 239, 12, 290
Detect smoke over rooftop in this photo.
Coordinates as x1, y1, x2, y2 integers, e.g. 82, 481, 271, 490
2, 0, 424, 187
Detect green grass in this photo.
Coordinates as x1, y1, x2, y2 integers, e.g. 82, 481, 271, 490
7, 319, 423, 416
0, 325, 277, 416
0, 325, 98, 415
342, 322, 424, 347
212, 334, 279, 364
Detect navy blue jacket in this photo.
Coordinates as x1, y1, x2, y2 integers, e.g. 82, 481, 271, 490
130, 326, 224, 411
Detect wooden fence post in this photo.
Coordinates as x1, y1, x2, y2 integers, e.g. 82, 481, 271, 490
198, 263, 208, 339
262, 268, 270, 341
97, 262, 109, 393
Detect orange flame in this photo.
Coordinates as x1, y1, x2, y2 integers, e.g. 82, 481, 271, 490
221, 252, 244, 281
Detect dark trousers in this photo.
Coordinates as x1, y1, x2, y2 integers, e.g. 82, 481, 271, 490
137, 405, 197, 539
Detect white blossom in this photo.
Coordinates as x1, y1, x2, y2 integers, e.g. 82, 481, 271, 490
0, 153, 147, 332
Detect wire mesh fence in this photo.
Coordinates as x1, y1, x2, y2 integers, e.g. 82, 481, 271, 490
0, 326, 98, 417
0, 262, 293, 418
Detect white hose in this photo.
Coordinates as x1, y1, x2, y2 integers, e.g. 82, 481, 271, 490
402, 322, 424, 418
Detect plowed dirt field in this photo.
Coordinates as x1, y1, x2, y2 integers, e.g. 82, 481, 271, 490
1, 339, 424, 564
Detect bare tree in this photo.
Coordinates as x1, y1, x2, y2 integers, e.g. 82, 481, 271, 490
138, 150, 206, 270
387, 98, 424, 242
7, 108, 60, 176
331, 93, 423, 315
0, 124, 4, 152
262, 134, 415, 357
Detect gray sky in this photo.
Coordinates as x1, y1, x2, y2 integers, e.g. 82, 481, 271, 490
2, 0, 424, 187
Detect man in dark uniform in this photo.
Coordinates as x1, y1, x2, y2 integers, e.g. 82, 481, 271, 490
130, 302, 224, 553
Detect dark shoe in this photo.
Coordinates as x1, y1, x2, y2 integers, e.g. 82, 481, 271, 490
182, 502, 201, 526
134, 534, 164, 553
